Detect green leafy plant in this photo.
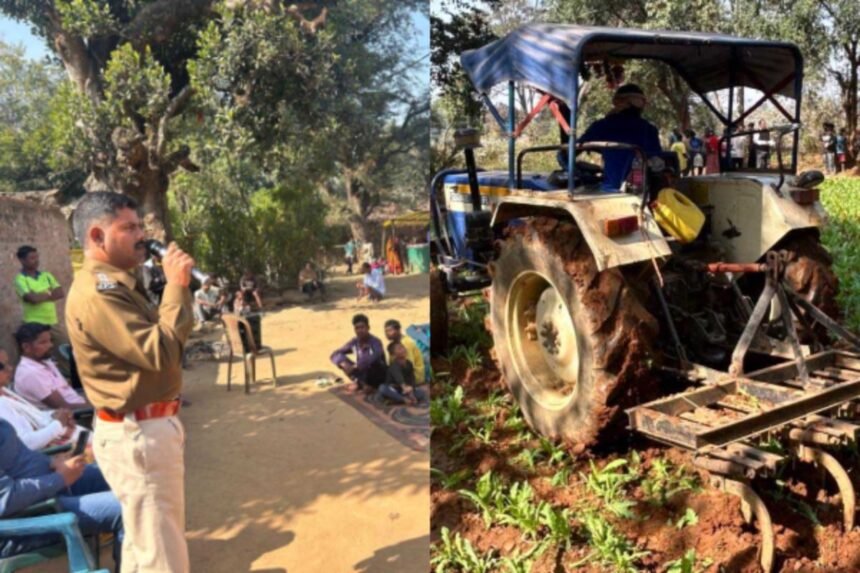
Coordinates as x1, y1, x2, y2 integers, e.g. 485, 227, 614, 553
451, 343, 483, 370
468, 418, 496, 445
641, 459, 701, 506
430, 386, 468, 428
581, 458, 639, 518
540, 504, 573, 547
665, 549, 713, 573
458, 471, 504, 527
770, 480, 822, 526
496, 481, 546, 539
550, 467, 572, 487
514, 447, 540, 471
431, 527, 498, 573
499, 541, 549, 573
674, 507, 699, 529
431, 468, 472, 490
572, 511, 650, 573
537, 437, 569, 467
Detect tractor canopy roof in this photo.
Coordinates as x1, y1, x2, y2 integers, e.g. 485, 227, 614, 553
460, 24, 803, 105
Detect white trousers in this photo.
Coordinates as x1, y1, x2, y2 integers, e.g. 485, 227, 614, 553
94, 415, 189, 573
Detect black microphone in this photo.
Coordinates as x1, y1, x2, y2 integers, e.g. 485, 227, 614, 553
144, 240, 210, 284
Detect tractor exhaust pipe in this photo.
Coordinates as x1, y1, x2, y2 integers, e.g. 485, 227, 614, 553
455, 128, 483, 212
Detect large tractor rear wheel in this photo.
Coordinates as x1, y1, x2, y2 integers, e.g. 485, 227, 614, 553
488, 218, 659, 447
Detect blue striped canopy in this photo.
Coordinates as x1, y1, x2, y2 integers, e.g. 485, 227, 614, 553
460, 24, 802, 104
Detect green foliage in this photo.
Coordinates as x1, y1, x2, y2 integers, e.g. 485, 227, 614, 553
641, 459, 700, 506
496, 481, 545, 538
581, 458, 640, 518
573, 511, 650, 573
170, 165, 330, 284
449, 298, 493, 349
540, 504, 573, 547
770, 479, 822, 526
674, 507, 699, 530
468, 417, 496, 445
819, 178, 860, 333
458, 471, 504, 527
103, 44, 171, 125
56, 0, 118, 37
431, 527, 498, 573
431, 467, 472, 490
450, 343, 483, 370
0, 41, 71, 191
665, 549, 713, 573
430, 385, 468, 428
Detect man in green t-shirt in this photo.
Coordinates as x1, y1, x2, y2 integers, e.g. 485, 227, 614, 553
15, 246, 70, 374
14, 245, 65, 331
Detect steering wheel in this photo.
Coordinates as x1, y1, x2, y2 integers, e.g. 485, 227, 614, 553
548, 160, 604, 188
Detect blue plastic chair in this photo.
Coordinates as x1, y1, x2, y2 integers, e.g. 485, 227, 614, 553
0, 510, 108, 573
406, 323, 431, 383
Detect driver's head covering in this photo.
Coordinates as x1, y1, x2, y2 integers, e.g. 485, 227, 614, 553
612, 83, 647, 110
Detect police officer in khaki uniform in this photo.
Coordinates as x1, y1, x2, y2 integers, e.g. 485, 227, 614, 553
66, 191, 194, 572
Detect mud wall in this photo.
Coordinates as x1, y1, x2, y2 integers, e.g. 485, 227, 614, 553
0, 197, 73, 362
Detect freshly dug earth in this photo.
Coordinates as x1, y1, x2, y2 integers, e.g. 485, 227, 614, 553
431, 356, 860, 573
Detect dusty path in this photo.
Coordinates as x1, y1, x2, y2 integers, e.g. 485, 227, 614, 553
39, 270, 429, 573
182, 270, 429, 572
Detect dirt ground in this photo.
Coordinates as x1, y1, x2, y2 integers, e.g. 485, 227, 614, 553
431, 358, 860, 573
39, 269, 429, 573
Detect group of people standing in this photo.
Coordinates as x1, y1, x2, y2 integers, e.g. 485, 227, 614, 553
820, 122, 849, 174
667, 119, 782, 176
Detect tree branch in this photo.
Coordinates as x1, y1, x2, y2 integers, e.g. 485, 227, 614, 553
45, 9, 102, 103
122, 0, 215, 50
156, 85, 194, 158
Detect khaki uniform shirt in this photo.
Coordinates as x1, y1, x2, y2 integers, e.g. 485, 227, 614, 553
65, 258, 193, 413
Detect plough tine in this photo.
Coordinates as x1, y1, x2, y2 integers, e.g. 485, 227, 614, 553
712, 476, 775, 573
791, 442, 856, 531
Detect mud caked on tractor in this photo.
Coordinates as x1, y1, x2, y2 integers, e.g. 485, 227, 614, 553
430, 25, 860, 571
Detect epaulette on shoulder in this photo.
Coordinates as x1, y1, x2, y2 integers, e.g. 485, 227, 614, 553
95, 272, 119, 292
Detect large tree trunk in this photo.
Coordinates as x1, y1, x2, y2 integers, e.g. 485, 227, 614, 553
843, 51, 859, 167
344, 177, 371, 243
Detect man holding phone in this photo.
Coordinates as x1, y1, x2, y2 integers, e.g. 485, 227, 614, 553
0, 420, 123, 563
66, 192, 195, 572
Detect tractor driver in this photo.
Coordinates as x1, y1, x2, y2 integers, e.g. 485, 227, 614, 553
578, 83, 663, 192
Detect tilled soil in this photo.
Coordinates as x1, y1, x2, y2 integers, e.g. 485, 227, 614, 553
431, 358, 860, 573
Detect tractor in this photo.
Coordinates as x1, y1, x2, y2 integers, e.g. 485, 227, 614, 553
430, 25, 860, 571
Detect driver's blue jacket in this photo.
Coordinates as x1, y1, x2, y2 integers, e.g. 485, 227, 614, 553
579, 108, 662, 192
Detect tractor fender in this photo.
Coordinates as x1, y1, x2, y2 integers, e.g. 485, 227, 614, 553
490, 191, 671, 272
677, 176, 827, 264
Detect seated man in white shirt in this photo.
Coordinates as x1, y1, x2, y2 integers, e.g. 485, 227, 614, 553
0, 349, 82, 450
13, 323, 90, 410
356, 262, 386, 302
193, 278, 226, 324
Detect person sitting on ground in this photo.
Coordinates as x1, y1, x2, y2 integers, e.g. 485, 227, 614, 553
0, 419, 123, 566
330, 314, 387, 393
239, 269, 263, 310
578, 83, 663, 192
193, 278, 226, 324
357, 262, 385, 302
0, 349, 82, 451
13, 323, 90, 410
298, 262, 326, 300
378, 341, 428, 406
384, 319, 426, 383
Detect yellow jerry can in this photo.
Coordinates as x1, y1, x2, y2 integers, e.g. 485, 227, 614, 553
651, 188, 705, 244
